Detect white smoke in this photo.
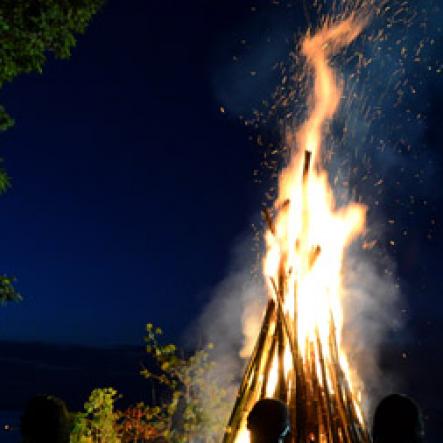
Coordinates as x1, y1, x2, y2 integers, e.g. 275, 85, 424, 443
342, 240, 403, 417
185, 234, 267, 440
192, 234, 266, 361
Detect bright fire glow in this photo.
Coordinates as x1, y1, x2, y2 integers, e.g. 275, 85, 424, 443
233, 15, 368, 443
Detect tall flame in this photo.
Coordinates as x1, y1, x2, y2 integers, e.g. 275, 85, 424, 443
231, 15, 368, 443
264, 12, 366, 383
265, 15, 367, 361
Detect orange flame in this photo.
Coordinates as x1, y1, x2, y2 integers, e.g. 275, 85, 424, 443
238, 15, 368, 443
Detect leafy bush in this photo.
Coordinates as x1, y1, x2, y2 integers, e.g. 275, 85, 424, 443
118, 403, 163, 442
72, 324, 232, 442
71, 387, 120, 443
140, 323, 231, 443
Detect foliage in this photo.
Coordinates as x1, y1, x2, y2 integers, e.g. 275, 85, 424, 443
71, 326, 232, 442
0, 0, 104, 299
0, 159, 10, 193
0, 0, 104, 181
0, 161, 17, 302
117, 403, 163, 442
0, 274, 22, 304
72, 395, 163, 443
70, 387, 120, 443
0, 0, 104, 125
140, 323, 231, 443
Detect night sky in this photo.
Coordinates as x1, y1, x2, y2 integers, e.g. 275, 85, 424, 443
0, 0, 268, 345
0, 0, 442, 438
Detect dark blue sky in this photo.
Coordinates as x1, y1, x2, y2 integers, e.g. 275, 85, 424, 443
0, 0, 441, 355
0, 0, 270, 345
0, 0, 314, 347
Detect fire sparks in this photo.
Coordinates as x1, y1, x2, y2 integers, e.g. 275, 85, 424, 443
224, 14, 371, 443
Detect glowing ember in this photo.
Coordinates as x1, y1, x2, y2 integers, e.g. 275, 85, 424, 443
224, 14, 370, 443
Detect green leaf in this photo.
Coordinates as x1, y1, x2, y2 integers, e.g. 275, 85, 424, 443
0, 275, 22, 304
0, 0, 105, 184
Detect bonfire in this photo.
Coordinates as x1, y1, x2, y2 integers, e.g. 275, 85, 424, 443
224, 14, 370, 443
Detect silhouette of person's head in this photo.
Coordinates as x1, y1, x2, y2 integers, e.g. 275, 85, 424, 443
21, 395, 70, 443
247, 398, 290, 443
372, 394, 424, 443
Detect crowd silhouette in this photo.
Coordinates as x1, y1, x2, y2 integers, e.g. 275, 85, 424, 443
246, 394, 424, 443
21, 395, 70, 443
19, 392, 424, 442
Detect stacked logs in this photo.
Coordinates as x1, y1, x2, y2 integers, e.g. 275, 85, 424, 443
223, 152, 369, 443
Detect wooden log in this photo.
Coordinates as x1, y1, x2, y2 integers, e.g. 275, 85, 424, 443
310, 342, 329, 442
238, 299, 275, 397
328, 321, 356, 434
328, 317, 369, 443
223, 301, 276, 443
307, 341, 321, 443
316, 331, 338, 443
308, 245, 321, 269
223, 335, 269, 443
326, 320, 353, 443
303, 150, 312, 181
269, 276, 306, 443
262, 207, 276, 235
327, 359, 353, 443
269, 277, 298, 370
276, 265, 287, 402
277, 313, 287, 402
287, 373, 297, 443
293, 282, 310, 443
260, 332, 278, 398
294, 338, 312, 443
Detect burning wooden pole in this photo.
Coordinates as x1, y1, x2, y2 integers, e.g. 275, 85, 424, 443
224, 14, 370, 443
222, 152, 369, 443
223, 300, 276, 443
